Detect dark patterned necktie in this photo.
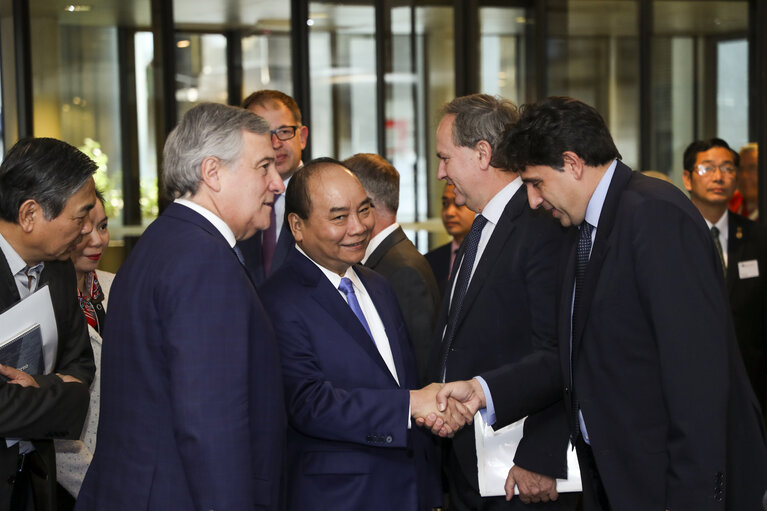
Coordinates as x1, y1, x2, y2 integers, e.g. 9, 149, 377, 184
711, 226, 726, 274
439, 214, 488, 382
570, 221, 592, 440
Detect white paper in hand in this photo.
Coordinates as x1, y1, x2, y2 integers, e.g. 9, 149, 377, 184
474, 411, 582, 497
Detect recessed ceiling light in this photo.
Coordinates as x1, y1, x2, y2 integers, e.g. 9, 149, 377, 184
177, 40, 191, 48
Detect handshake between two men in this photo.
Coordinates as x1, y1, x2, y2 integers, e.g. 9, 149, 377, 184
410, 379, 562, 505
409, 379, 486, 437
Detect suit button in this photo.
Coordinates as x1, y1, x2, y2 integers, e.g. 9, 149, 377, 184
385, 435, 393, 443
564, 386, 570, 393
7, 476, 15, 485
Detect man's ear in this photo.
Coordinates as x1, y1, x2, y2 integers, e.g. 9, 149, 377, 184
298, 125, 309, 151
682, 170, 693, 192
18, 200, 40, 233
200, 156, 223, 192
476, 140, 492, 170
562, 151, 585, 180
287, 212, 303, 242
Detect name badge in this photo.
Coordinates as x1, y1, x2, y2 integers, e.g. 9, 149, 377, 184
738, 259, 759, 280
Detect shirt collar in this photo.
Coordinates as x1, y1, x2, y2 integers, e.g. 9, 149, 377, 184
362, 223, 400, 264
174, 198, 237, 248
295, 245, 364, 292
705, 209, 729, 239
480, 176, 523, 225
0, 232, 42, 277
584, 159, 618, 229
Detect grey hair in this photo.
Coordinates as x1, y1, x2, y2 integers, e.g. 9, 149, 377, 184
162, 102, 271, 199
442, 94, 519, 158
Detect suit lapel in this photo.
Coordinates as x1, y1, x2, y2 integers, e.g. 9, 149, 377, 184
293, 253, 398, 383
0, 250, 20, 312
357, 266, 408, 387
571, 162, 629, 354
453, 186, 526, 328
726, 214, 742, 296
559, 228, 579, 383
273, 223, 295, 271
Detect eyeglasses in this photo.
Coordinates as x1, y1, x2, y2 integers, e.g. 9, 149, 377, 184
695, 163, 736, 177
270, 125, 298, 141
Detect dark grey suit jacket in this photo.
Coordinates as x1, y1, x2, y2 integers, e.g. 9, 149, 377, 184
726, 212, 767, 419
364, 226, 440, 383
428, 185, 572, 502
0, 255, 93, 511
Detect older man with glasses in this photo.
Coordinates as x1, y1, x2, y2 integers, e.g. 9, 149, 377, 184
683, 137, 767, 422
236, 89, 309, 286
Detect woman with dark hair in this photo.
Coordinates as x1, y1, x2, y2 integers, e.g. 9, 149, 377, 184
55, 190, 112, 509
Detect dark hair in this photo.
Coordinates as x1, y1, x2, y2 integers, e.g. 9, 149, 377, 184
342, 153, 399, 213
0, 137, 97, 223
683, 138, 739, 173
242, 89, 303, 125
285, 157, 346, 221
498, 96, 621, 172
442, 94, 519, 168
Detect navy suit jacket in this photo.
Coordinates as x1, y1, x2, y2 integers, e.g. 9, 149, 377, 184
427, 185, 571, 499
236, 221, 294, 287
76, 203, 285, 511
489, 163, 767, 510
725, 212, 767, 417
261, 250, 441, 511
0, 257, 93, 511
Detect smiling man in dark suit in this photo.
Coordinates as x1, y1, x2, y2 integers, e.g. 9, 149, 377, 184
0, 137, 96, 511
77, 103, 286, 510
682, 137, 767, 420
260, 158, 473, 511
428, 94, 574, 510
438, 97, 767, 510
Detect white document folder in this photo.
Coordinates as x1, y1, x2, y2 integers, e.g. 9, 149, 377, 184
475, 412, 582, 497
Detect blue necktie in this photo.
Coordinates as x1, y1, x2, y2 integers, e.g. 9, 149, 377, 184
233, 245, 246, 267
439, 214, 488, 382
339, 277, 373, 339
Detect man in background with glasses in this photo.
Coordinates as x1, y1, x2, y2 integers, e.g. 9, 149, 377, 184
237, 90, 309, 286
683, 137, 767, 421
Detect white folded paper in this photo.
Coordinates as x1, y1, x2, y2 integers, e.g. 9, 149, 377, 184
475, 412, 582, 496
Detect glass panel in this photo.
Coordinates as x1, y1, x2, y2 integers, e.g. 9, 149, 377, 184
135, 32, 159, 224
388, 5, 454, 236
308, 3, 377, 159
651, 1, 748, 185
29, 2, 125, 225
546, 0, 640, 170
479, 7, 527, 103
242, 33, 293, 98
175, 33, 228, 120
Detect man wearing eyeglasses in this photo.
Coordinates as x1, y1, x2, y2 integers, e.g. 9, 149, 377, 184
682, 137, 767, 421
236, 90, 309, 286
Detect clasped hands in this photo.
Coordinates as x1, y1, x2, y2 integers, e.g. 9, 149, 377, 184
410, 378, 488, 437
0, 364, 83, 388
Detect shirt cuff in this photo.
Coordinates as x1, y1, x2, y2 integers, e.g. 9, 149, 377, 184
474, 376, 496, 426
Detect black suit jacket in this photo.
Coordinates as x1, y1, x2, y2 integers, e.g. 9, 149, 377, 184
425, 242, 452, 298
236, 221, 295, 287
726, 212, 767, 418
491, 162, 767, 510
428, 185, 571, 498
364, 227, 440, 383
0, 255, 93, 511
